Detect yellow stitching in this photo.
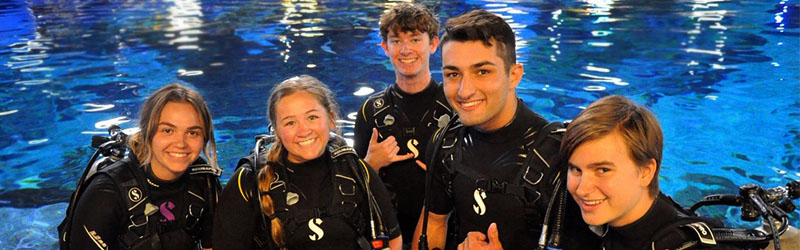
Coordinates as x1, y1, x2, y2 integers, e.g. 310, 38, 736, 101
237, 168, 248, 202
358, 159, 370, 183
360, 101, 368, 122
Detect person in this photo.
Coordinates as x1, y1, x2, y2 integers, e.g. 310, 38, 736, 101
412, 9, 597, 250
66, 83, 222, 250
560, 95, 768, 250
213, 75, 402, 250
353, 3, 453, 248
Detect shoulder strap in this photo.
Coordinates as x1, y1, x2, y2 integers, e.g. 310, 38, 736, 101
102, 159, 160, 249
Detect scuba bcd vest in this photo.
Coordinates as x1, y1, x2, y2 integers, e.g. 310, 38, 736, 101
58, 128, 221, 250
425, 112, 567, 248
236, 133, 387, 250
361, 81, 452, 158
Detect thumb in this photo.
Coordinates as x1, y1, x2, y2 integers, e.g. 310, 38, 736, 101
488, 223, 502, 248
370, 128, 379, 144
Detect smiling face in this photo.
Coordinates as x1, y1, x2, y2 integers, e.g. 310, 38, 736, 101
149, 101, 205, 181
566, 130, 656, 227
441, 40, 522, 131
382, 30, 439, 84
273, 91, 335, 163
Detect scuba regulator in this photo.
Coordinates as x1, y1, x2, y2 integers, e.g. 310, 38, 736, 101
688, 181, 800, 250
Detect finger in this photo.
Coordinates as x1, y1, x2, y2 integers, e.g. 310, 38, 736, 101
487, 223, 502, 249
370, 128, 379, 144
468, 231, 487, 242
394, 153, 414, 162
415, 160, 427, 171
381, 135, 396, 146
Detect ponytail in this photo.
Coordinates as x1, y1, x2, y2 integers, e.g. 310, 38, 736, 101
257, 140, 286, 249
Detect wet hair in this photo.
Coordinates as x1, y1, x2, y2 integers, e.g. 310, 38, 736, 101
379, 3, 440, 41
560, 95, 663, 196
440, 9, 516, 72
257, 75, 340, 247
128, 83, 218, 171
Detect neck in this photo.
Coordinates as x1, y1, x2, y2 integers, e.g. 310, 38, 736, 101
610, 192, 656, 227
476, 95, 519, 132
395, 73, 431, 94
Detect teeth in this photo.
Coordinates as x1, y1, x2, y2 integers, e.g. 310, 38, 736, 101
461, 100, 481, 108
298, 138, 315, 146
399, 58, 417, 64
168, 152, 188, 157
583, 199, 605, 206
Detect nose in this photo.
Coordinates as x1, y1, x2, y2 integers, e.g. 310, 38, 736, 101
174, 132, 187, 148
457, 75, 475, 99
297, 120, 312, 137
572, 174, 596, 197
400, 42, 411, 55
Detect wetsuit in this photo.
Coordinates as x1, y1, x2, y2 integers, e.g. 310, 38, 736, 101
426, 100, 599, 249
213, 149, 401, 250
69, 155, 218, 250
597, 193, 762, 250
353, 79, 452, 245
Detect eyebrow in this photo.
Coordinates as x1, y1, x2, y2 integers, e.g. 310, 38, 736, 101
279, 109, 321, 122
568, 161, 615, 169
442, 60, 496, 71
157, 122, 204, 131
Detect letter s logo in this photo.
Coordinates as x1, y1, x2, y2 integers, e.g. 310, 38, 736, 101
308, 218, 324, 241
473, 189, 487, 215
407, 139, 420, 158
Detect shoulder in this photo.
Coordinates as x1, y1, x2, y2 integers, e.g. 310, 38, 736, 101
360, 87, 391, 118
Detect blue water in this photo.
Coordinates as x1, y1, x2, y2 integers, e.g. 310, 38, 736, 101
0, 0, 798, 248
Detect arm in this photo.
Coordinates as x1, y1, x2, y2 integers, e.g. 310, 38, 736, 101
363, 160, 402, 239
69, 175, 124, 250
412, 210, 448, 250
200, 175, 222, 249
213, 167, 261, 250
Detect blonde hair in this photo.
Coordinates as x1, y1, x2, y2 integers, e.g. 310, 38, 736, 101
257, 75, 340, 247
128, 83, 218, 170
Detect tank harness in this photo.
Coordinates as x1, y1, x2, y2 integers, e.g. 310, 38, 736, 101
361, 81, 452, 155
237, 134, 386, 250
59, 154, 221, 250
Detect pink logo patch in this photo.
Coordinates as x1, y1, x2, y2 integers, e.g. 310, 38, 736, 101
159, 201, 176, 222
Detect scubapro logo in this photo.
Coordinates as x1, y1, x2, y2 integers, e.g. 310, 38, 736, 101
128, 187, 142, 202
308, 218, 324, 241
407, 139, 419, 158
473, 189, 487, 215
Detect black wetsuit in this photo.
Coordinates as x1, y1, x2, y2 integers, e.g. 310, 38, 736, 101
69, 157, 216, 250
426, 100, 599, 250
354, 79, 452, 244
213, 149, 401, 250
598, 193, 755, 250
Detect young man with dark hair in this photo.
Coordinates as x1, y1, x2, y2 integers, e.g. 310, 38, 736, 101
413, 9, 596, 250
354, 3, 453, 247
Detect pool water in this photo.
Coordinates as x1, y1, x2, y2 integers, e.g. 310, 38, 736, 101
0, 0, 798, 249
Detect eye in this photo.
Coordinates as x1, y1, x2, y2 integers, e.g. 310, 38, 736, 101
284, 121, 295, 127
308, 115, 319, 121
568, 165, 582, 174
161, 127, 173, 134
188, 130, 201, 137
391, 39, 400, 44
477, 69, 490, 75
411, 38, 421, 43
597, 167, 611, 174
444, 72, 460, 79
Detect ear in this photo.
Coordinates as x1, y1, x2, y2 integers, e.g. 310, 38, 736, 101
508, 63, 524, 90
429, 36, 440, 54
638, 158, 657, 188
328, 111, 337, 130
381, 40, 389, 56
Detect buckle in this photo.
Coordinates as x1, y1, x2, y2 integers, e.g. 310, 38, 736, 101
475, 179, 506, 193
